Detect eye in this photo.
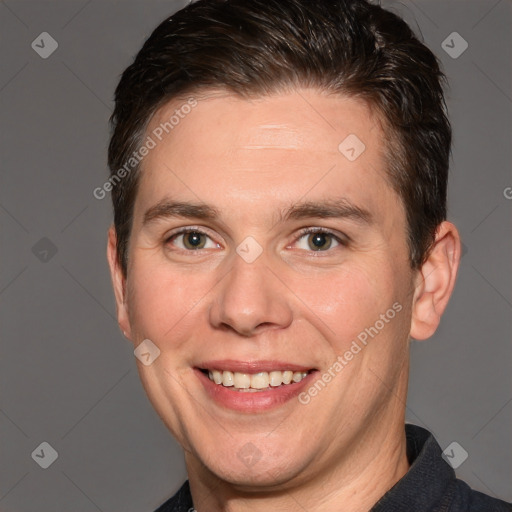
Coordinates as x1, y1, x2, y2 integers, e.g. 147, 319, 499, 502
165, 228, 220, 251
164, 227, 346, 253
293, 228, 346, 252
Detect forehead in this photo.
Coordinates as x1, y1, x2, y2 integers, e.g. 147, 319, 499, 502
147, 88, 384, 160
135, 88, 401, 229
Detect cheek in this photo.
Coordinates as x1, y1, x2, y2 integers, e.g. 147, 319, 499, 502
292, 261, 399, 346
304, 265, 384, 308
126, 258, 209, 343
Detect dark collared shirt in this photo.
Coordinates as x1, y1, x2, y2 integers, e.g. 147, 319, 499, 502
155, 424, 511, 511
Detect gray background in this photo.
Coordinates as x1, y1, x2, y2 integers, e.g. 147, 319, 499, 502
0, 1, 510, 510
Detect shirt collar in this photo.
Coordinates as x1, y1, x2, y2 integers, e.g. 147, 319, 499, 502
370, 423, 456, 511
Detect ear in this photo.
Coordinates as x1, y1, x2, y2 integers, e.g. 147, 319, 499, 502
107, 225, 132, 340
410, 221, 461, 341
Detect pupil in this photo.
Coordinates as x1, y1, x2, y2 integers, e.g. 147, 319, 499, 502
186, 232, 203, 248
310, 233, 330, 250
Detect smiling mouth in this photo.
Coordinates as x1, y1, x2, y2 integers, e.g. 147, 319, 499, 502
199, 368, 313, 392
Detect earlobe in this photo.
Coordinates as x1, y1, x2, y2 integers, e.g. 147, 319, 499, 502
107, 225, 132, 340
410, 221, 461, 341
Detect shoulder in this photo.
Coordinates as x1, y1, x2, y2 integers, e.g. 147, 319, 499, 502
446, 478, 512, 512
372, 424, 512, 512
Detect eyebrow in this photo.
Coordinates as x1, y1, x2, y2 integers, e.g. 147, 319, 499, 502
142, 197, 373, 227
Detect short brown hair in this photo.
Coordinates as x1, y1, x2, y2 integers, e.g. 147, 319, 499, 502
108, 0, 451, 276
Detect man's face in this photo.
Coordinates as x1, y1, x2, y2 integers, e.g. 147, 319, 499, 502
113, 89, 418, 486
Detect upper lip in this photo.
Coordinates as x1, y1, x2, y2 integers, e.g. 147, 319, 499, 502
196, 360, 316, 373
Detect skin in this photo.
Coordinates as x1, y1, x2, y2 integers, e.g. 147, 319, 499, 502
107, 88, 461, 512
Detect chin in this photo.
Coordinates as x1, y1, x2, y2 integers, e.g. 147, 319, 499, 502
187, 434, 313, 490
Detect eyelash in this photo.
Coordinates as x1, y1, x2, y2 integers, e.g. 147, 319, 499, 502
164, 226, 348, 253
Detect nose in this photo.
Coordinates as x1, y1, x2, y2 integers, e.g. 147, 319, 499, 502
208, 249, 293, 337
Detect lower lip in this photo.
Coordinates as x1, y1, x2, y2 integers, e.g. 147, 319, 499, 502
195, 368, 317, 413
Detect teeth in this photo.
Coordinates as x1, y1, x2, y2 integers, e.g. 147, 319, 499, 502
282, 371, 293, 385
206, 369, 309, 390
233, 373, 251, 389
212, 370, 223, 385
251, 372, 270, 389
269, 371, 282, 387
222, 371, 234, 387
292, 372, 304, 383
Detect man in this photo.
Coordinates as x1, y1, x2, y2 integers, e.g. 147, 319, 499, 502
106, 0, 511, 510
